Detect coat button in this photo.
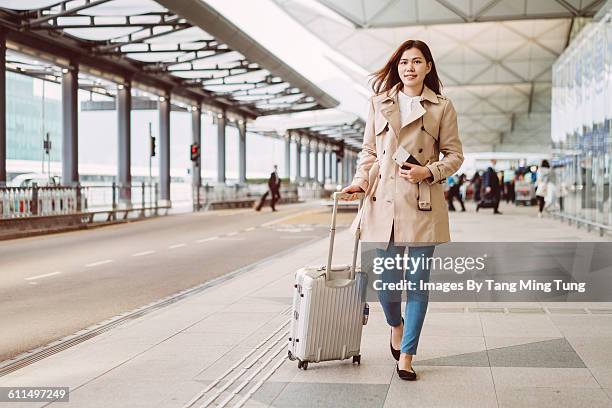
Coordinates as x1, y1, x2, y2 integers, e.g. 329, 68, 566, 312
379, 174, 381, 179
372, 196, 376, 201
383, 149, 385, 154
418, 148, 423, 153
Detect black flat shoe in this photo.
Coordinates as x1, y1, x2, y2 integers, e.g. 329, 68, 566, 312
396, 363, 417, 381
389, 339, 400, 361
389, 318, 404, 361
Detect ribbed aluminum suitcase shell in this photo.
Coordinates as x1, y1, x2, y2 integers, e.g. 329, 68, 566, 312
288, 266, 367, 365
287, 192, 367, 369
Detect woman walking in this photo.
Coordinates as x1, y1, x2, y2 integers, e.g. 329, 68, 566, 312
341, 40, 463, 380
535, 160, 551, 218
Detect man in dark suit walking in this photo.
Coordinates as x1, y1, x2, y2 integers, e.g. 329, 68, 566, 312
447, 174, 466, 212
256, 165, 281, 212
477, 160, 502, 214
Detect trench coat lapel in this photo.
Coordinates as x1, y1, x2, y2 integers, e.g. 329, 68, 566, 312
380, 94, 401, 138
379, 84, 440, 139
399, 102, 426, 136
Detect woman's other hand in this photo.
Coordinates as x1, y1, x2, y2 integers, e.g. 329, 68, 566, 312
399, 165, 433, 184
340, 184, 365, 200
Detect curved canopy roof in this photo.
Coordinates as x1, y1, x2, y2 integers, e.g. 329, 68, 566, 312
274, 0, 604, 153
290, 120, 365, 150
0, 0, 339, 118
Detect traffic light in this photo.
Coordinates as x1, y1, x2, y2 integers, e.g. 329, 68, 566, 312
43, 132, 52, 154
190, 143, 200, 162
150, 136, 156, 157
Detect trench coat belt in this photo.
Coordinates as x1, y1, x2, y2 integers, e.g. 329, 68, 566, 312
418, 181, 432, 211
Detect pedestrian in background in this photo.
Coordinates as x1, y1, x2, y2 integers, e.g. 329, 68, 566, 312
255, 165, 281, 212
558, 179, 567, 212
499, 170, 505, 202
471, 171, 482, 203
477, 159, 502, 214
447, 174, 465, 212
504, 170, 515, 204
535, 160, 550, 218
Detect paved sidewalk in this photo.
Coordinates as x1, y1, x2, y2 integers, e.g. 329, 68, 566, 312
1, 205, 612, 407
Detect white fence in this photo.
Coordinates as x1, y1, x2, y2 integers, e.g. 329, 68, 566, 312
0, 183, 159, 219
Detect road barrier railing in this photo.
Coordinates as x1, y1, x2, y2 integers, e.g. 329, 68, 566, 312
0, 183, 170, 239
0, 182, 163, 219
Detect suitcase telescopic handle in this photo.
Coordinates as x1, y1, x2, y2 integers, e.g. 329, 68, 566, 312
326, 192, 365, 281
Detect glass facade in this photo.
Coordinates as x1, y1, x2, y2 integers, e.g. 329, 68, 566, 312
6, 72, 62, 162
4, 72, 286, 182
551, 11, 612, 228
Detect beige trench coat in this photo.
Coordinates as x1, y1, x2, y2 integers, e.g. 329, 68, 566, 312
349, 84, 464, 244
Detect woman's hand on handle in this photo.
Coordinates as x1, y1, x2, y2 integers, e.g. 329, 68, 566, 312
340, 185, 365, 201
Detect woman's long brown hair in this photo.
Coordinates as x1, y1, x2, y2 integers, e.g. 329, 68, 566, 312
370, 40, 442, 95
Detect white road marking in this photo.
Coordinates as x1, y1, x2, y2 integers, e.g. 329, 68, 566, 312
28, 282, 38, 285
85, 260, 113, 268
226, 231, 238, 237
132, 250, 155, 257
196, 236, 218, 243
168, 243, 187, 249
218, 237, 245, 241
25, 271, 62, 281
244, 227, 255, 232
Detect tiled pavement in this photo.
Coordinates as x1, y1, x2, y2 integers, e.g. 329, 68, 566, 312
0, 202, 611, 407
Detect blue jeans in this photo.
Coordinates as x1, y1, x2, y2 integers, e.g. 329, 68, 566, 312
376, 230, 435, 355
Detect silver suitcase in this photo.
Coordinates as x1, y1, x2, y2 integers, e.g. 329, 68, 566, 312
288, 192, 368, 370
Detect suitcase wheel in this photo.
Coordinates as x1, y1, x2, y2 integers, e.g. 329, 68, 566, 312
288, 350, 296, 361
352, 355, 361, 365
297, 360, 308, 370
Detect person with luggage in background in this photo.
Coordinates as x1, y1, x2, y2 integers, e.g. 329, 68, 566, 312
447, 174, 466, 212
341, 39, 463, 381
476, 160, 502, 214
255, 165, 281, 212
